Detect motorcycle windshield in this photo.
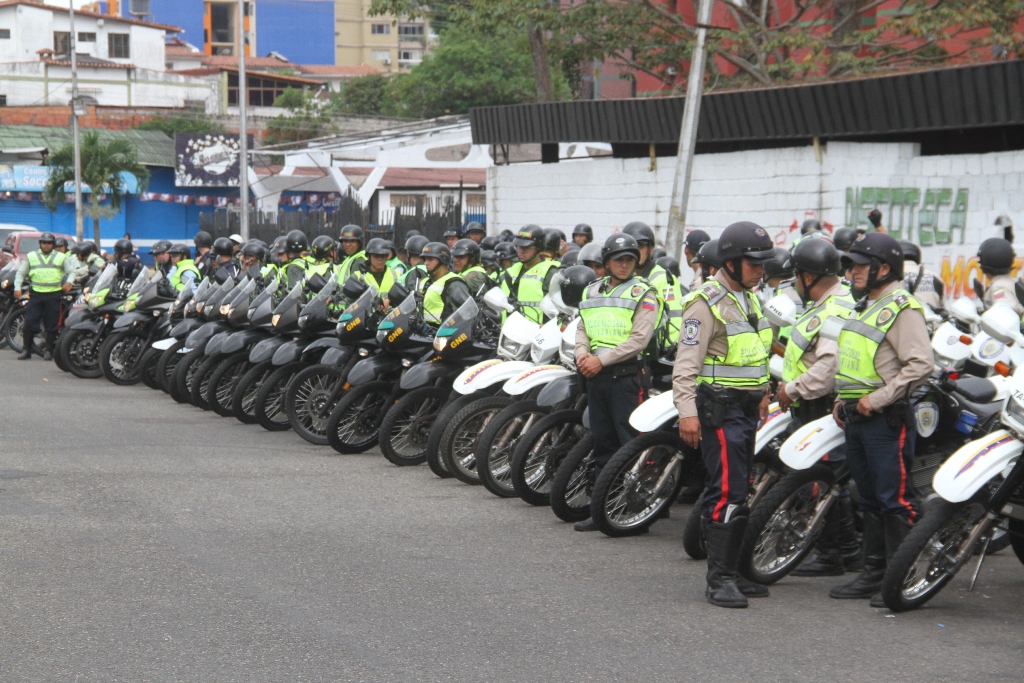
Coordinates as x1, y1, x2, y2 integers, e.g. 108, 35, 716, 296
298, 278, 337, 331
125, 268, 151, 298
248, 277, 279, 314
336, 285, 378, 341
90, 264, 117, 296
437, 298, 479, 339
135, 271, 169, 309
377, 292, 417, 346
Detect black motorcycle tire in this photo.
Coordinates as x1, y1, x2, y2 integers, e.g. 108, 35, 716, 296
738, 463, 837, 585
207, 353, 250, 417
1009, 518, 1024, 566
326, 381, 393, 454
590, 431, 690, 537
58, 326, 104, 379
99, 329, 147, 386
286, 364, 347, 445
510, 409, 585, 506
3, 307, 42, 354
881, 500, 984, 612
550, 432, 595, 523
379, 386, 449, 467
189, 354, 223, 410
156, 340, 187, 393
475, 400, 547, 497
138, 346, 164, 390
439, 396, 514, 485
682, 492, 708, 560
425, 394, 480, 478
171, 347, 207, 404
254, 362, 304, 431
52, 330, 70, 372
231, 360, 275, 424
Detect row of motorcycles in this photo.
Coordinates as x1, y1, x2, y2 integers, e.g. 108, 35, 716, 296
18, 255, 1024, 613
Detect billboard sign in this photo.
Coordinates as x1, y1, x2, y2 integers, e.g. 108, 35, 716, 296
175, 133, 254, 187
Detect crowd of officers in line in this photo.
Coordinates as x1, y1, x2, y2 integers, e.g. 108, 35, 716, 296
13, 215, 1022, 610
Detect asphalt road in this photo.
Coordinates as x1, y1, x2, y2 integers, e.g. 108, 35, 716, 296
1, 353, 1023, 683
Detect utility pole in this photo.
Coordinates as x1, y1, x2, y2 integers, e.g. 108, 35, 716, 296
237, 0, 249, 240
665, 0, 715, 265
69, 0, 84, 243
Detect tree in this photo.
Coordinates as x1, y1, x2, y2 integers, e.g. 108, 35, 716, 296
263, 87, 335, 145
136, 113, 226, 137
42, 131, 150, 245
335, 74, 393, 116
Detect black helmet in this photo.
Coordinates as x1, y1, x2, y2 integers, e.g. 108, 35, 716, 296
39, 231, 56, 244
685, 229, 710, 254
513, 225, 545, 250
978, 237, 1015, 275
405, 229, 421, 238
494, 242, 517, 261
499, 229, 516, 243
339, 225, 364, 243
451, 238, 481, 260
578, 242, 603, 266
791, 237, 841, 276
559, 248, 580, 268
442, 226, 461, 239
844, 232, 904, 283
240, 240, 267, 261
601, 233, 641, 263
833, 227, 859, 252
898, 240, 921, 264
560, 265, 600, 308
168, 243, 191, 258
383, 239, 397, 258
193, 231, 213, 248
365, 238, 392, 257
151, 239, 172, 255
622, 221, 655, 246
421, 242, 452, 269
271, 236, 287, 256
54, 236, 68, 249
542, 229, 562, 255
114, 238, 134, 255
212, 237, 234, 257
286, 229, 308, 253
717, 221, 774, 263
78, 241, 96, 258
656, 256, 680, 277
405, 234, 429, 257
651, 246, 667, 261
801, 218, 822, 235
464, 221, 485, 235
310, 234, 336, 260
572, 223, 593, 241
480, 235, 500, 251
481, 250, 498, 270
763, 248, 795, 281
694, 239, 721, 268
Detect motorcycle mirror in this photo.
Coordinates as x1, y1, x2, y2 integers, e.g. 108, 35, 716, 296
539, 294, 558, 320
973, 277, 986, 301
763, 294, 797, 328
483, 287, 513, 313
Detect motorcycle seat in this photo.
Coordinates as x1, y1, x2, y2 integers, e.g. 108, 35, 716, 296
950, 376, 997, 404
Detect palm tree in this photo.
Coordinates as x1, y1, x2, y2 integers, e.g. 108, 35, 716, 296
42, 131, 150, 244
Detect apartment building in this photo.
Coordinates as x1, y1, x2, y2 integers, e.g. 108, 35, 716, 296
334, 0, 430, 73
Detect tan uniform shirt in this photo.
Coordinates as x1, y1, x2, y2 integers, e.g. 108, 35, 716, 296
672, 270, 765, 420
987, 274, 1024, 315
785, 281, 848, 401
574, 280, 658, 368
904, 264, 944, 311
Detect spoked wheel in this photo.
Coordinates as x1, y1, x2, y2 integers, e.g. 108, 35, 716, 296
510, 409, 585, 506
739, 464, 837, 585
59, 327, 104, 379
550, 433, 595, 523
254, 362, 303, 431
156, 340, 186, 393
99, 330, 147, 385
207, 353, 250, 417
439, 396, 514, 484
171, 347, 207, 404
425, 394, 481, 478
475, 400, 548, 497
591, 432, 690, 537
3, 307, 42, 354
881, 500, 987, 612
286, 364, 347, 445
326, 381, 392, 454
190, 354, 223, 409
138, 346, 164, 390
379, 387, 449, 467
231, 360, 274, 424
682, 492, 708, 560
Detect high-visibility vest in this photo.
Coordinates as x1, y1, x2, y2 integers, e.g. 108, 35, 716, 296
281, 258, 307, 291
500, 259, 558, 323
578, 276, 655, 350
387, 257, 407, 278
336, 250, 367, 284
169, 258, 200, 292
423, 271, 462, 324
782, 290, 857, 385
355, 266, 398, 296
26, 250, 67, 293
837, 289, 923, 399
693, 281, 773, 387
305, 260, 334, 281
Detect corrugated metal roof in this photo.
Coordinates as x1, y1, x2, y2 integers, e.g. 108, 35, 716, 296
0, 126, 175, 167
470, 60, 1024, 145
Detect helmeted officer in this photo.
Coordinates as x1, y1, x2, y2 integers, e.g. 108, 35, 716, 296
336, 225, 367, 284
238, 241, 269, 286
574, 235, 661, 531
500, 225, 559, 323
54, 237, 81, 281
280, 230, 309, 291
684, 230, 711, 286
763, 247, 802, 341
978, 237, 1021, 314
77, 241, 105, 273
673, 221, 776, 608
771, 239, 863, 577
452, 238, 489, 295
384, 240, 406, 278
899, 240, 944, 312
167, 243, 201, 293
480, 235, 501, 251
210, 236, 239, 284
13, 231, 75, 360
623, 221, 680, 345
691, 238, 721, 287
114, 238, 141, 281
541, 229, 564, 261
494, 242, 517, 273
792, 218, 822, 247
559, 248, 579, 268
305, 235, 336, 290
572, 223, 593, 247
464, 222, 486, 244
578, 242, 605, 277
351, 238, 401, 308
442, 227, 461, 250
193, 231, 215, 278
481, 250, 499, 278
831, 233, 933, 607
402, 234, 430, 290
419, 242, 472, 326
150, 240, 173, 275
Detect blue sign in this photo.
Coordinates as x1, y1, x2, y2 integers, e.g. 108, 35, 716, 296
0, 165, 139, 193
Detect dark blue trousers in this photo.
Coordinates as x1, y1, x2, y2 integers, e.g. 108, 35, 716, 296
844, 412, 919, 522
586, 370, 646, 470
24, 291, 61, 335
698, 391, 760, 523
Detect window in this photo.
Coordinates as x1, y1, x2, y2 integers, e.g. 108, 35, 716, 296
398, 23, 424, 36
371, 49, 390, 62
370, 24, 390, 35
398, 49, 422, 63
108, 33, 130, 59
78, 32, 96, 42
0, 29, 11, 39
54, 31, 71, 54
0, 95, 7, 107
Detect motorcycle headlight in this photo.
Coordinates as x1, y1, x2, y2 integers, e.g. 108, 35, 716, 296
1, 279, 7, 289
500, 338, 525, 358
433, 336, 448, 352
124, 299, 136, 312
272, 313, 281, 327
220, 304, 231, 316
196, 302, 205, 313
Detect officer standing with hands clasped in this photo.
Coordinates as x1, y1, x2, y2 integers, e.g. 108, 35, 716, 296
14, 232, 75, 360
831, 233, 933, 607
673, 221, 776, 608
573, 233, 661, 531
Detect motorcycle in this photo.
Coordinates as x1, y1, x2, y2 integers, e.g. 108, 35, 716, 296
57, 264, 130, 378
98, 271, 177, 385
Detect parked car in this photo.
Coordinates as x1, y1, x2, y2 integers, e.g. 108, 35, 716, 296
0, 228, 76, 267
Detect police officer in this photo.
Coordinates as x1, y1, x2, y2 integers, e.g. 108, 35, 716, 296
684, 230, 711, 286
384, 240, 406, 278
210, 237, 240, 283
451, 238, 489, 295
464, 222, 486, 245
13, 232, 75, 360
353, 238, 400, 301
193, 231, 215, 278
541, 229, 564, 261
481, 250, 499, 278
494, 242, 517, 273
572, 223, 593, 247
402, 234, 430, 290
53, 237, 81, 281
763, 247, 802, 341
304, 235, 336, 290
150, 240, 173, 276
578, 242, 605, 277
674, 221, 776, 608
279, 230, 309, 291
500, 225, 559, 323
977, 237, 1021, 314
419, 242, 472, 326
336, 225, 367, 284
831, 233, 933, 606
77, 241, 105, 274
772, 239, 863, 577
623, 222, 679, 344
442, 227, 461, 250
899, 240, 944, 312
574, 234, 660, 531
238, 241, 268, 285
692, 238, 721, 285
167, 243, 201, 293
114, 238, 141, 280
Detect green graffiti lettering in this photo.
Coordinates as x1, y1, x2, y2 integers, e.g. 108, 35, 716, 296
933, 189, 953, 244
950, 189, 968, 245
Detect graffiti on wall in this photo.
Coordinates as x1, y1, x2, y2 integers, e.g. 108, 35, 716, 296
846, 187, 969, 246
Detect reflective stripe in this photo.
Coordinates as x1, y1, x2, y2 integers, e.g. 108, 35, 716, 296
789, 327, 812, 352
724, 321, 756, 335
834, 298, 856, 310
700, 364, 768, 379
578, 297, 639, 310
836, 379, 884, 390
843, 319, 887, 344
667, 309, 683, 318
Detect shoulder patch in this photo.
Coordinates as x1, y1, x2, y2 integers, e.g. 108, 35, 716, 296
993, 290, 1006, 299
631, 284, 646, 297
876, 308, 894, 326
894, 293, 908, 307
805, 315, 821, 333
682, 318, 701, 345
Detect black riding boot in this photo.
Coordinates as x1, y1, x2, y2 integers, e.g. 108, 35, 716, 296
18, 331, 33, 360
791, 497, 845, 577
574, 458, 599, 532
42, 332, 54, 361
830, 512, 885, 599
836, 495, 865, 571
869, 514, 913, 607
704, 514, 750, 608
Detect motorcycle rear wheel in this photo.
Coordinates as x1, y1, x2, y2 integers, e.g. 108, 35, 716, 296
326, 381, 392, 454
231, 360, 274, 424
425, 394, 480, 478
475, 400, 547, 497
138, 346, 164, 389
286, 364, 347, 445
440, 396, 514, 484
99, 330, 146, 385
207, 353, 250, 417
254, 362, 304, 431
510, 409, 585, 506
379, 386, 449, 467
156, 340, 186, 393
59, 326, 104, 379
550, 433, 595, 523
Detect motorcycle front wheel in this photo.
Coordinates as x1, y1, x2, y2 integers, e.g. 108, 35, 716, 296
510, 409, 585, 506
171, 347, 207, 404
475, 400, 547, 497
59, 326, 104, 379
99, 330, 147, 385
189, 354, 224, 409
254, 362, 304, 431
138, 345, 164, 390
440, 395, 514, 484
286, 364, 347, 445
156, 340, 186, 393
2, 307, 40, 354
231, 360, 275, 424
379, 386, 449, 467
326, 381, 392, 454
207, 353, 250, 417
550, 433, 595, 523
425, 394, 480, 478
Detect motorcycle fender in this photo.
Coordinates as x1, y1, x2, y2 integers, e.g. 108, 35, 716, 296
502, 365, 572, 396
70, 318, 104, 334
779, 415, 846, 470
271, 339, 306, 366
170, 317, 202, 340
152, 337, 177, 351
303, 337, 344, 354
220, 329, 265, 355
63, 307, 89, 329
112, 311, 149, 330
536, 374, 577, 408
185, 321, 228, 350
933, 429, 1024, 503
204, 331, 232, 357
249, 336, 288, 364
754, 403, 792, 455
321, 346, 353, 368
628, 392, 677, 432
348, 355, 401, 387
400, 360, 463, 390
453, 359, 535, 396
